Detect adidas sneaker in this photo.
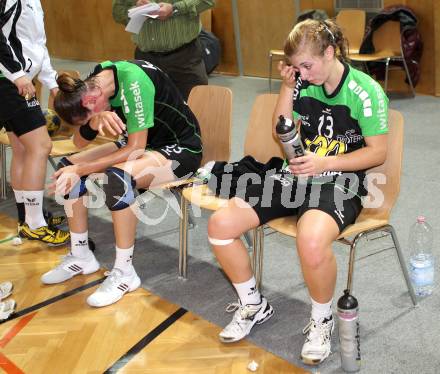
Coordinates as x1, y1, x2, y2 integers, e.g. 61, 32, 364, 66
86, 268, 141, 308
219, 296, 274, 343
41, 253, 100, 284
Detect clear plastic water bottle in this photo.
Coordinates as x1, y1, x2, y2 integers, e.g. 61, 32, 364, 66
408, 216, 434, 296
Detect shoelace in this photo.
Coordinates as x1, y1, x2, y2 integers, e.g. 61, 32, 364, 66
101, 269, 124, 292
224, 302, 257, 334
302, 319, 332, 345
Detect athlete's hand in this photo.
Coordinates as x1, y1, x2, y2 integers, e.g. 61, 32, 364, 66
278, 60, 297, 89
136, 0, 150, 6
48, 164, 84, 196
288, 151, 327, 177
153, 3, 173, 20
50, 87, 59, 97
89, 111, 126, 137
14, 76, 36, 100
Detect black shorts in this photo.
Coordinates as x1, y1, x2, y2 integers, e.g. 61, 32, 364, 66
0, 78, 46, 137
115, 140, 202, 179
242, 172, 363, 233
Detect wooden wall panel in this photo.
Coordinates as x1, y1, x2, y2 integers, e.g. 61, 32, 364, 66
211, 0, 239, 75
42, 0, 134, 61
41, 0, 239, 75
300, 0, 334, 17
237, 0, 296, 77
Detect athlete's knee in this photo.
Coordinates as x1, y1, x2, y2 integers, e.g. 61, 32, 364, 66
296, 233, 332, 269
27, 137, 52, 156
104, 167, 137, 211
208, 209, 239, 241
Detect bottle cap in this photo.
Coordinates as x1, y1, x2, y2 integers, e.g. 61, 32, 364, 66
417, 215, 425, 223
337, 289, 358, 309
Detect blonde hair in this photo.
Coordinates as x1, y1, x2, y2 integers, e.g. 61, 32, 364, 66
284, 19, 349, 62
54, 72, 98, 125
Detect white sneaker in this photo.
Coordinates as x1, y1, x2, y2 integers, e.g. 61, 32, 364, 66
301, 315, 334, 365
0, 299, 16, 320
86, 268, 141, 308
219, 296, 274, 343
41, 253, 100, 284
0, 281, 13, 300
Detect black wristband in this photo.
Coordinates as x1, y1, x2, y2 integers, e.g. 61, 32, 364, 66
79, 122, 99, 141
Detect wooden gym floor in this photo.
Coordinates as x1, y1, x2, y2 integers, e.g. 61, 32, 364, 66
0, 213, 307, 374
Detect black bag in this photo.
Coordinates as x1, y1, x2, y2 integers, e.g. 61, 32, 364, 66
198, 29, 221, 75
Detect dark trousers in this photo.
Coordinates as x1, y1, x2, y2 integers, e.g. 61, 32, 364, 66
135, 38, 208, 101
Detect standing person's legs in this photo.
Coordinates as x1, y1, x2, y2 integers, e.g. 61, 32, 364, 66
7, 133, 26, 228
41, 143, 119, 285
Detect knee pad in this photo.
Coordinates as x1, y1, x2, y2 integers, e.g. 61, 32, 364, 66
104, 167, 137, 211
58, 157, 88, 200
208, 237, 234, 246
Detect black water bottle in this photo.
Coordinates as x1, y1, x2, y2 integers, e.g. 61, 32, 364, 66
275, 115, 304, 160
337, 289, 361, 372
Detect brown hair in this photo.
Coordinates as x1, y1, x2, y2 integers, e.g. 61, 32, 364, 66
54, 73, 98, 125
284, 19, 349, 62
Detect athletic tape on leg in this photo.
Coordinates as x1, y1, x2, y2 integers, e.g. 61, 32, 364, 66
208, 237, 234, 246
104, 167, 137, 211
57, 157, 88, 200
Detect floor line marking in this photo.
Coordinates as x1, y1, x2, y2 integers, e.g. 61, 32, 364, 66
104, 307, 188, 373
0, 277, 105, 325
0, 312, 37, 348
0, 352, 25, 374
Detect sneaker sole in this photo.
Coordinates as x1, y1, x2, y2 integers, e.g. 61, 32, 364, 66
219, 303, 275, 343
301, 352, 331, 366
19, 233, 70, 247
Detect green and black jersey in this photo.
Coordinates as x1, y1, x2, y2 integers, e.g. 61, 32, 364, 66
292, 63, 388, 193
90, 60, 202, 153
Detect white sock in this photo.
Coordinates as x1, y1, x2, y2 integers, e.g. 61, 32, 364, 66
114, 245, 134, 275
311, 297, 333, 322
233, 276, 261, 305
13, 189, 24, 203
23, 190, 47, 229
70, 231, 93, 258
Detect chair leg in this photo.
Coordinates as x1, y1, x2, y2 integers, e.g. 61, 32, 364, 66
401, 55, 416, 97
243, 231, 252, 249
385, 225, 418, 306
178, 192, 189, 279
268, 53, 273, 93
171, 188, 196, 229
0, 143, 7, 199
251, 228, 258, 275
48, 155, 58, 171
345, 231, 367, 294
256, 225, 264, 290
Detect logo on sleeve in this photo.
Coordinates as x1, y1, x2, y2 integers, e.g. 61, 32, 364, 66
129, 81, 146, 128
120, 83, 130, 114
348, 80, 372, 117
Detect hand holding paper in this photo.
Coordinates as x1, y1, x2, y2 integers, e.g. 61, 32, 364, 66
126, 3, 160, 34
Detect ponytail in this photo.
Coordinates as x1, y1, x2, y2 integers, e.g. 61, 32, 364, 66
54, 72, 97, 125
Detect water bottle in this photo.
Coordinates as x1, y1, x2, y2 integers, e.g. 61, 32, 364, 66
275, 115, 305, 160
408, 216, 434, 296
337, 289, 361, 372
